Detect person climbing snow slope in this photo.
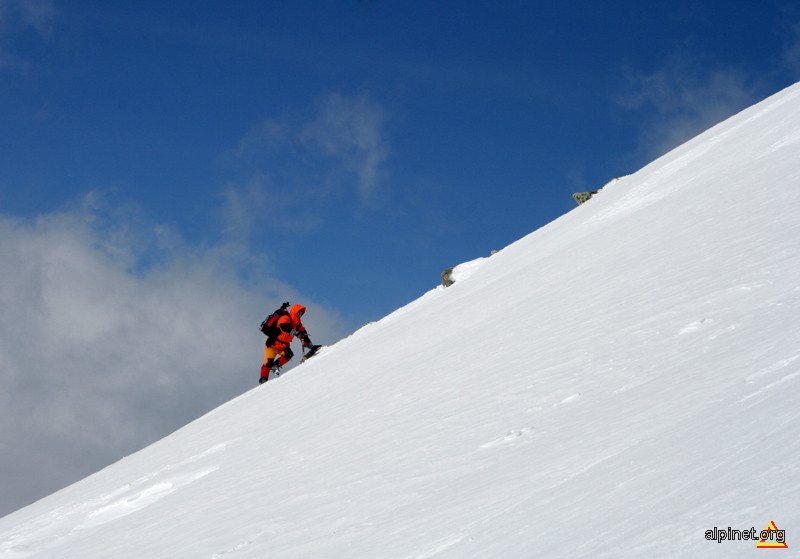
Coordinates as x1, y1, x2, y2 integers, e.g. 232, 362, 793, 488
259, 303, 319, 384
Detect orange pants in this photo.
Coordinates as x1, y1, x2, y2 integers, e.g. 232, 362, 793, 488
263, 344, 291, 367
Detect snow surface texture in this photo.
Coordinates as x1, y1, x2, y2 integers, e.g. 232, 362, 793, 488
2, 83, 800, 558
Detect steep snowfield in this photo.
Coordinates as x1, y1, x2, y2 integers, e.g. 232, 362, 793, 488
2, 83, 799, 558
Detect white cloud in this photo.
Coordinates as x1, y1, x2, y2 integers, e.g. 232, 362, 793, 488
783, 20, 800, 77
0, 0, 56, 38
619, 55, 760, 162
0, 0, 55, 71
0, 196, 348, 516
300, 93, 390, 203
17, 0, 56, 35
219, 92, 391, 238
218, 174, 271, 241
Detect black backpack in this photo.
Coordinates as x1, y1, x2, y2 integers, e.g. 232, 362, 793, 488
260, 302, 290, 340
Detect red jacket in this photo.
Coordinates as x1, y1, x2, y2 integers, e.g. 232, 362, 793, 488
269, 304, 308, 350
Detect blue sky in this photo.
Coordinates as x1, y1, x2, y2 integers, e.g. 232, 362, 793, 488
1, 0, 800, 516
4, 0, 798, 325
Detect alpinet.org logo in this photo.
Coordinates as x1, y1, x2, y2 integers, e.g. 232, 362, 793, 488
705, 520, 788, 549
757, 521, 788, 549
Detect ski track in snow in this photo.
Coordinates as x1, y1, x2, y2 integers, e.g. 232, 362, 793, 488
76, 465, 219, 529
479, 427, 536, 449
0, 443, 227, 556
210, 537, 258, 559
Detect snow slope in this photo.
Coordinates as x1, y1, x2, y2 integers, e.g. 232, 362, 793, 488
2, 83, 800, 558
